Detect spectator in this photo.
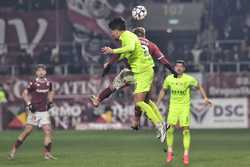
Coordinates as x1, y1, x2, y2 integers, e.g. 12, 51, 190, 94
199, 23, 218, 49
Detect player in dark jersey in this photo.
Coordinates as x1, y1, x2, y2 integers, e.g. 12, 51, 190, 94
90, 27, 177, 129
8, 64, 56, 160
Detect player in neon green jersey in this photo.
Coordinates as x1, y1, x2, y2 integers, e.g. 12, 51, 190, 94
156, 60, 212, 165
101, 17, 166, 142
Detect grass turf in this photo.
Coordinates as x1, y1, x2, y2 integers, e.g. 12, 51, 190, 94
0, 129, 250, 167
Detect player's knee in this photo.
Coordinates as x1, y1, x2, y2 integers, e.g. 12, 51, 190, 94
43, 126, 52, 136
135, 101, 145, 109
24, 126, 33, 134
167, 126, 174, 134
182, 128, 190, 135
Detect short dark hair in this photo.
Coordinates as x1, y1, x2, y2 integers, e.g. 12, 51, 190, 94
132, 27, 146, 37
175, 60, 186, 67
108, 17, 126, 31
35, 64, 47, 71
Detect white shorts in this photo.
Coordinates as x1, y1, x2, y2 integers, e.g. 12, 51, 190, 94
26, 111, 51, 128
112, 68, 134, 90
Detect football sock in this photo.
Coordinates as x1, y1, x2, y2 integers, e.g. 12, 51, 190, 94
135, 101, 160, 125
183, 129, 191, 153
148, 100, 164, 122
98, 87, 115, 102
14, 139, 23, 149
167, 127, 174, 150
44, 143, 52, 153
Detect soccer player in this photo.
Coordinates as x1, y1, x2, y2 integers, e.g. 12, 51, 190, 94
99, 17, 170, 142
156, 60, 212, 165
8, 64, 56, 160
90, 26, 177, 130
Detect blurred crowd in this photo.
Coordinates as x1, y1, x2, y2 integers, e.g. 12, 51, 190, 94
0, 0, 250, 75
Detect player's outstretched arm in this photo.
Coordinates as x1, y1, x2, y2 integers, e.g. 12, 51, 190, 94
197, 84, 212, 106
102, 55, 119, 77
102, 34, 136, 55
150, 42, 177, 76
156, 88, 166, 106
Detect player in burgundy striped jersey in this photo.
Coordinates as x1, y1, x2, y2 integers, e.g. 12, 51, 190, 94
8, 64, 56, 160
90, 27, 177, 129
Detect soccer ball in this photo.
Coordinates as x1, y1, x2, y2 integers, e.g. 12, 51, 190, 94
132, 5, 147, 20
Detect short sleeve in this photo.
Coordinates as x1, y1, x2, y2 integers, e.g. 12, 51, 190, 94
27, 81, 35, 93
189, 76, 198, 88
163, 76, 170, 90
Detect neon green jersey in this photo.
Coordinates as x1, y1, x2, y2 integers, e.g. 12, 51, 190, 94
0, 90, 6, 103
163, 73, 198, 106
113, 31, 154, 74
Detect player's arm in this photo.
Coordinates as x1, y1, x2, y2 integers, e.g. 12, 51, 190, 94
47, 82, 55, 110
196, 84, 212, 106
102, 54, 119, 77
22, 89, 31, 106
157, 77, 169, 106
102, 34, 136, 55
22, 82, 35, 113
156, 88, 167, 106
149, 42, 177, 76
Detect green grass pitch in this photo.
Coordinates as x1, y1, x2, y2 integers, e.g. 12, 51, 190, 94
0, 129, 250, 167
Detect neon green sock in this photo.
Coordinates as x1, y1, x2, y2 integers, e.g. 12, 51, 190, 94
136, 101, 160, 125
183, 129, 191, 152
148, 100, 164, 122
167, 127, 174, 149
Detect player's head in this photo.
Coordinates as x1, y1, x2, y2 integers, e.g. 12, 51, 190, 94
132, 27, 146, 37
35, 64, 47, 78
174, 60, 186, 75
108, 17, 127, 39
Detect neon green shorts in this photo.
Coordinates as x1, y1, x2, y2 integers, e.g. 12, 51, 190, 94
167, 106, 190, 127
133, 67, 154, 94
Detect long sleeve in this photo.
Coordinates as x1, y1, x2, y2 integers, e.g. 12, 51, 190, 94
113, 32, 136, 54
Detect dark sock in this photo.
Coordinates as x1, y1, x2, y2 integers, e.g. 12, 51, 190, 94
44, 143, 52, 153
135, 107, 142, 118
14, 139, 23, 149
98, 87, 115, 102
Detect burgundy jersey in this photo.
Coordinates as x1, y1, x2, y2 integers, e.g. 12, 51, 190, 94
139, 37, 171, 65
27, 78, 52, 112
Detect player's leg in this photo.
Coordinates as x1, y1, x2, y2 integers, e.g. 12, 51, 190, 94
42, 124, 56, 160
180, 110, 191, 165
39, 111, 56, 160
90, 85, 116, 107
9, 124, 33, 159
182, 126, 191, 165
134, 92, 160, 126
90, 68, 134, 107
131, 106, 142, 130
148, 100, 164, 123
165, 108, 177, 163
134, 68, 166, 142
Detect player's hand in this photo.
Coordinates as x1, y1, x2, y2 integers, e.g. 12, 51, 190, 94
204, 98, 212, 106
47, 102, 54, 110
165, 64, 178, 78
101, 47, 113, 55
26, 104, 36, 113
102, 63, 111, 77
